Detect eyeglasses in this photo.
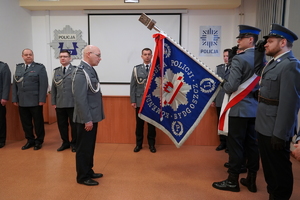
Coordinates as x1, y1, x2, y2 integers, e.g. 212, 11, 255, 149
89, 52, 101, 58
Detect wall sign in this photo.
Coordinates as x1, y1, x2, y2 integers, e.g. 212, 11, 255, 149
50, 25, 87, 59
199, 26, 221, 57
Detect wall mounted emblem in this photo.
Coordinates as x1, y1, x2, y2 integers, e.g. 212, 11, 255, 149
50, 25, 87, 59
199, 26, 221, 57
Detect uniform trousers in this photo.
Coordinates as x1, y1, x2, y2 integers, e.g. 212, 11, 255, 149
0, 104, 6, 143
76, 122, 98, 183
19, 106, 45, 145
227, 117, 259, 174
258, 133, 293, 200
135, 107, 156, 147
55, 107, 76, 146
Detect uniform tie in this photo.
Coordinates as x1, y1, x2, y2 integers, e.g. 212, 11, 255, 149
225, 64, 228, 73
25, 65, 29, 71
259, 59, 274, 86
91, 66, 99, 81
146, 64, 149, 73
63, 67, 66, 75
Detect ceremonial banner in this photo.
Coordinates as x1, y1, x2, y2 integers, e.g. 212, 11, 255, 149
139, 33, 222, 148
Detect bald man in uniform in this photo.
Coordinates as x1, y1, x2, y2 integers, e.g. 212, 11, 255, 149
72, 45, 105, 186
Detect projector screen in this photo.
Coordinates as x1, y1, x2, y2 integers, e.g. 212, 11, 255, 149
88, 14, 181, 84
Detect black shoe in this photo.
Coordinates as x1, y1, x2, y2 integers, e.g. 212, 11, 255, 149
133, 146, 142, 152
149, 146, 156, 153
212, 174, 240, 192
57, 144, 70, 151
34, 144, 42, 150
224, 162, 230, 168
78, 179, 99, 186
91, 173, 103, 179
216, 143, 226, 151
240, 172, 257, 192
21, 142, 34, 150
212, 179, 240, 192
0, 143, 5, 148
71, 145, 76, 152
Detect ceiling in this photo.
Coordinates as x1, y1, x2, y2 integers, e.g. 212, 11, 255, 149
19, 0, 241, 11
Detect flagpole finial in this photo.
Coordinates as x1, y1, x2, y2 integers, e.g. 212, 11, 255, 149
139, 13, 161, 32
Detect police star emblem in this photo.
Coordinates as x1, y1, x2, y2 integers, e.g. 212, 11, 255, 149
200, 27, 220, 48
153, 69, 191, 111
50, 25, 87, 59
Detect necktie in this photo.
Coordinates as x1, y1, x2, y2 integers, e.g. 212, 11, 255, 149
225, 65, 228, 72
63, 67, 66, 75
259, 59, 274, 85
91, 67, 99, 81
25, 65, 29, 71
146, 65, 149, 73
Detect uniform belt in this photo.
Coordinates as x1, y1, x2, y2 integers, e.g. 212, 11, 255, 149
258, 95, 279, 106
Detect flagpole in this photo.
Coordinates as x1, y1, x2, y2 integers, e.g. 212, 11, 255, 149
138, 13, 223, 82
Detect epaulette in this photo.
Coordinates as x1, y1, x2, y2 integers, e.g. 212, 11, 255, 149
0, 61, 4, 64
77, 65, 84, 69
216, 64, 224, 68
134, 64, 143, 69
34, 62, 43, 65
16, 63, 23, 66
288, 57, 298, 62
54, 66, 61, 70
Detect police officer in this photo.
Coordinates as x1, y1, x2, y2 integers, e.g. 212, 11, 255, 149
212, 25, 261, 193
213, 48, 231, 151
12, 49, 48, 150
130, 48, 156, 153
255, 24, 300, 200
51, 50, 77, 152
0, 61, 11, 148
72, 45, 105, 186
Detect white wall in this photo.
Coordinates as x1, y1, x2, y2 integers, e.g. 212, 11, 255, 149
30, 8, 256, 95
285, 0, 300, 59
182, 9, 237, 69
0, 0, 32, 72
31, 10, 89, 91
2, 0, 257, 95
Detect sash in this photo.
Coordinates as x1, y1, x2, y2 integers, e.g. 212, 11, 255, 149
218, 74, 260, 135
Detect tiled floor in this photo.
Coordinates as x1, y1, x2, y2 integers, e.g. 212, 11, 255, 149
0, 123, 300, 200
